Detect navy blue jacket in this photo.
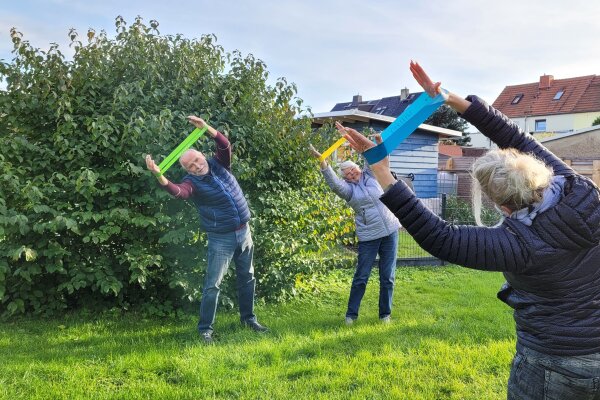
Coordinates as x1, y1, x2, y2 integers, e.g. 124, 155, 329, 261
381, 95, 600, 356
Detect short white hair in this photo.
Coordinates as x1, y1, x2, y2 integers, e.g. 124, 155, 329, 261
338, 160, 359, 174
179, 149, 203, 167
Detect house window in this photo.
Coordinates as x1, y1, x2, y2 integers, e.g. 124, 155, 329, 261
511, 94, 523, 104
553, 90, 564, 100
535, 119, 547, 132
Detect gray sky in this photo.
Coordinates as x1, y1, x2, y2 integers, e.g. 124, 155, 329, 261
2, 0, 599, 113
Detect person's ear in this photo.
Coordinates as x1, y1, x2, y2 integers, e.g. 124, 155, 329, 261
500, 205, 513, 216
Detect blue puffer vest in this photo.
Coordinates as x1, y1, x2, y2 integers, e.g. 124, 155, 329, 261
184, 158, 250, 233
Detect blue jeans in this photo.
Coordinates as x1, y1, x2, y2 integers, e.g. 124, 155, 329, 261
508, 344, 600, 400
346, 231, 398, 320
197, 224, 256, 333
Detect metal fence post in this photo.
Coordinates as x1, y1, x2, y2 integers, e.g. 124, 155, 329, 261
440, 193, 447, 266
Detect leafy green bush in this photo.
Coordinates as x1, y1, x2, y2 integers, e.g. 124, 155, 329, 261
0, 17, 354, 316
444, 195, 502, 227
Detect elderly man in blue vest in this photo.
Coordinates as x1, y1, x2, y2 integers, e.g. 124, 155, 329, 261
145, 116, 268, 343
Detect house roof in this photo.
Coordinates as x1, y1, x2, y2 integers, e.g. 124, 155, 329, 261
492, 74, 600, 118
330, 92, 423, 117
311, 109, 461, 138
314, 90, 461, 138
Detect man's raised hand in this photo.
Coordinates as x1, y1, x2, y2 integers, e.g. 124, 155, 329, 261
145, 154, 161, 174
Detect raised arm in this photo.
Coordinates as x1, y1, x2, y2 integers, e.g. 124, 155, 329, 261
188, 115, 232, 169
309, 142, 353, 200
380, 179, 529, 272
308, 144, 328, 170
144, 154, 194, 199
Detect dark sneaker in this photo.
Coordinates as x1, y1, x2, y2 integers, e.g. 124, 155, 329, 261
200, 331, 213, 344
243, 320, 269, 333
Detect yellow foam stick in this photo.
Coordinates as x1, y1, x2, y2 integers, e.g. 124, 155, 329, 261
319, 137, 347, 162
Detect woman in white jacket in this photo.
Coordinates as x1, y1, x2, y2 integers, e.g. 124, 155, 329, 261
310, 122, 401, 325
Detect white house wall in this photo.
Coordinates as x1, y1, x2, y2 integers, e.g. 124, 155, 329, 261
512, 112, 600, 134
574, 112, 600, 128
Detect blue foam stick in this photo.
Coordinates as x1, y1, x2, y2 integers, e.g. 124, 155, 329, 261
364, 91, 446, 164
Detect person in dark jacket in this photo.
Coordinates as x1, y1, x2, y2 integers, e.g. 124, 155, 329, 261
309, 124, 401, 325
340, 62, 600, 400
145, 116, 268, 344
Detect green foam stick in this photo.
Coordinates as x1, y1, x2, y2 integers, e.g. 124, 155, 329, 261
159, 127, 206, 172
157, 126, 208, 175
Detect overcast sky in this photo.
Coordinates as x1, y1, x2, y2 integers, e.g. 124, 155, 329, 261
2, 0, 599, 113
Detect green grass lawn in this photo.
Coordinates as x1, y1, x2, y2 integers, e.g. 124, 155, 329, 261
0, 266, 515, 400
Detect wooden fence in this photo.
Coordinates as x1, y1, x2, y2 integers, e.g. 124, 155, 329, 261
563, 159, 600, 186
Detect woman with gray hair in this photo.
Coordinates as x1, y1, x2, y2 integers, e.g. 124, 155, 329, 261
310, 122, 401, 325
341, 61, 600, 400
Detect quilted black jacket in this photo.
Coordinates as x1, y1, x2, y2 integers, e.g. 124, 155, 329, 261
381, 96, 600, 356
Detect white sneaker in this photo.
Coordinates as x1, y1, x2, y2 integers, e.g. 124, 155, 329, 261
200, 331, 214, 344
345, 317, 355, 326
380, 316, 391, 324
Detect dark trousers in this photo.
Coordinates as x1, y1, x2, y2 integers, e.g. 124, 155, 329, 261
507, 344, 600, 400
346, 231, 398, 319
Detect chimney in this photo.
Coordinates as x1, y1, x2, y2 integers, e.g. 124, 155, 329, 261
400, 87, 410, 100
352, 94, 362, 104
539, 74, 554, 89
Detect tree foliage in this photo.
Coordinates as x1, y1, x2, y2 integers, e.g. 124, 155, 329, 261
592, 116, 600, 127
0, 17, 354, 316
425, 105, 471, 146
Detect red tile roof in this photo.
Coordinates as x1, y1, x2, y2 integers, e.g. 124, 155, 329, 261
492, 75, 600, 118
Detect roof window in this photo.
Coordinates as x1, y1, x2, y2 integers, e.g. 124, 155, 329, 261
511, 94, 523, 104
553, 90, 564, 100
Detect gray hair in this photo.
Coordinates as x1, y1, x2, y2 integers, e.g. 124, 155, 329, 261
471, 149, 553, 226
338, 160, 359, 175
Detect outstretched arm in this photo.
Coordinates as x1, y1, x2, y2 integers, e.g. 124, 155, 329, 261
310, 124, 355, 200
144, 154, 194, 199
187, 115, 218, 138
313, 141, 352, 201
308, 144, 328, 170
380, 179, 528, 272
145, 154, 168, 186
188, 115, 232, 169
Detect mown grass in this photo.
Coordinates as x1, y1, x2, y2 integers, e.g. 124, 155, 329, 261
0, 266, 514, 399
